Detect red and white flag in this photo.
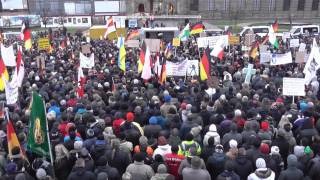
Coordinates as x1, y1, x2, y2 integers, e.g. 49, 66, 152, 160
77, 67, 86, 98
11, 46, 24, 88
210, 39, 224, 60
141, 46, 152, 80
104, 16, 117, 39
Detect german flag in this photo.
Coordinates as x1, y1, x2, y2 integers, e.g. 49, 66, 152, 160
0, 57, 8, 91
127, 30, 140, 40
272, 18, 279, 32
138, 41, 146, 73
200, 47, 211, 81
159, 60, 166, 85
250, 41, 260, 59
7, 113, 25, 159
190, 23, 205, 35
21, 21, 32, 50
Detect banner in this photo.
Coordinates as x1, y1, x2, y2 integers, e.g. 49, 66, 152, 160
270, 52, 293, 66
80, 53, 95, 68
197, 35, 229, 48
296, 51, 306, 64
290, 39, 300, 48
283, 78, 306, 96
125, 40, 140, 48
166, 60, 199, 76
304, 39, 320, 84
1, 44, 16, 66
299, 43, 306, 52
38, 38, 50, 50
260, 52, 272, 64
244, 34, 256, 47
228, 36, 240, 45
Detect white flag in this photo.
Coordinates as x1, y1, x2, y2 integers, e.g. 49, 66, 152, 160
304, 39, 320, 84
80, 53, 95, 68
1, 44, 16, 67
141, 46, 152, 80
11, 46, 24, 88
4, 80, 18, 105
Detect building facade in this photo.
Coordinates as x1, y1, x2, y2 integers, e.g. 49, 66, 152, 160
2, 0, 320, 21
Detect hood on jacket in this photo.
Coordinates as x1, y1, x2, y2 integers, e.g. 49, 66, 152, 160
255, 169, 272, 178
158, 144, 171, 151
209, 124, 217, 132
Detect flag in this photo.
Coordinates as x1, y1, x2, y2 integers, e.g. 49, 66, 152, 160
141, 46, 152, 80
7, 113, 25, 158
159, 61, 167, 85
127, 30, 140, 40
210, 39, 224, 60
190, 23, 204, 35
154, 52, 162, 77
164, 43, 173, 58
250, 41, 260, 59
269, 25, 279, 49
77, 67, 85, 98
200, 47, 211, 81
118, 36, 126, 72
104, 16, 117, 39
27, 92, 50, 158
11, 46, 25, 88
272, 19, 279, 32
179, 23, 190, 41
304, 39, 320, 84
138, 41, 146, 73
1, 44, 16, 67
0, 57, 9, 91
20, 21, 32, 50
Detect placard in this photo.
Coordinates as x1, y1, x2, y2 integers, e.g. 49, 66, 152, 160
260, 52, 272, 64
186, 60, 199, 76
197, 35, 229, 48
229, 36, 240, 45
166, 59, 199, 76
299, 43, 306, 52
125, 40, 140, 48
38, 38, 50, 50
295, 51, 306, 64
290, 39, 300, 48
144, 39, 161, 52
172, 38, 180, 47
270, 52, 293, 66
36, 56, 45, 69
283, 78, 306, 96
81, 44, 91, 54
244, 34, 256, 47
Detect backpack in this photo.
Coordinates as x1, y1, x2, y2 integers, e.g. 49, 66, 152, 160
211, 152, 226, 169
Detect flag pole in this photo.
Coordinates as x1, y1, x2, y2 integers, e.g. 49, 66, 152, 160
42, 97, 56, 179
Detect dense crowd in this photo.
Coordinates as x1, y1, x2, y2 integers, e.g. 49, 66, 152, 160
0, 26, 320, 180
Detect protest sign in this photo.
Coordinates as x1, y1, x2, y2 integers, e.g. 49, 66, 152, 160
197, 35, 229, 48
229, 36, 240, 45
5, 80, 18, 105
1, 44, 16, 66
283, 78, 306, 96
244, 34, 256, 47
125, 40, 140, 48
36, 56, 45, 70
299, 43, 306, 52
270, 52, 293, 66
172, 38, 181, 47
80, 53, 95, 68
290, 39, 300, 48
144, 39, 161, 52
260, 52, 272, 64
81, 44, 91, 54
200, 32, 207, 37
295, 51, 306, 64
186, 60, 199, 76
38, 38, 50, 50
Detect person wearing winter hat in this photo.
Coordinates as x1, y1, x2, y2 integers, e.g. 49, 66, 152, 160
216, 160, 241, 180
36, 168, 51, 180
125, 153, 155, 180
203, 124, 220, 147
248, 158, 275, 180
153, 136, 172, 158
258, 121, 272, 143
260, 143, 270, 155
144, 116, 162, 139
226, 139, 238, 160
119, 112, 142, 146
150, 164, 175, 180
278, 154, 303, 180
181, 156, 211, 180
134, 136, 154, 156
160, 95, 177, 118
3, 162, 17, 179
68, 158, 96, 180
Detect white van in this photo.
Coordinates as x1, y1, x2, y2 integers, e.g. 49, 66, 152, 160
140, 27, 179, 42
239, 26, 270, 37
289, 25, 320, 36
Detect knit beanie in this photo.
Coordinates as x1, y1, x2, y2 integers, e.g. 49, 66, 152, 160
260, 143, 270, 154
229, 139, 238, 149
191, 156, 202, 169
287, 154, 298, 167
261, 121, 269, 131
126, 112, 135, 122
294, 145, 305, 158
270, 146, 280, 155
256, 158, 267, 170
36, 168, 47, 180
157, 164, 167, 173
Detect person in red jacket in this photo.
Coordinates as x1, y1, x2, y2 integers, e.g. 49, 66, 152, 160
165, 145, 185, 180
112, 112, 125, 136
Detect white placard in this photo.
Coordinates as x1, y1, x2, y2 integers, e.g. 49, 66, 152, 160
283, 78, 306, 96
290, 39, 300, 48
1, 44, 16, 66
260, 52, 272, 64
80, 53, 95, 68
270, 52, 293, 66
166, 60, 199, 76
197, 35, 229, 48
299, 43, 306, 52
187, 60, 199, 76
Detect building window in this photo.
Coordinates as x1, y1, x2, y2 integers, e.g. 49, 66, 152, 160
269, 0, 275, 11
239, 0, 246, 10
223, 0, 230, 11
208, 0, 215, 11
297, 0, 305, 11
190, 0, 199, 11
253, 0, 260, 10
312, 0, 319, 11
283, 0, 291, 11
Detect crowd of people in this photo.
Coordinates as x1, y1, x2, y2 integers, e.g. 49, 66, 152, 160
0, 24, 320, 180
